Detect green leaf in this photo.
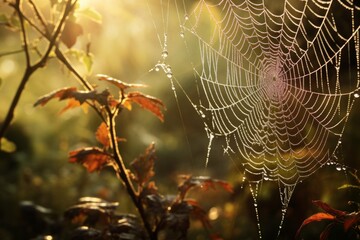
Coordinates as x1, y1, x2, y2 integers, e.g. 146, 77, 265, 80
0, 14, 8, 24
0, 138, 16, 153
338, 184, 360, 190
76, 7, 102, 24
9, 15, 20, 29
81, 53, 93, 73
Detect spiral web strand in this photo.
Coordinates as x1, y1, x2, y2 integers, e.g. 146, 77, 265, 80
148, 0, 360, 238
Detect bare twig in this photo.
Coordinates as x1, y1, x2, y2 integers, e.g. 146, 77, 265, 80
0, 0, 77, 143
0, 49, 24, 58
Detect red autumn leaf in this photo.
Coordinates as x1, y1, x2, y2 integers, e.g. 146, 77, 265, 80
96, 122, 110, 148
295, 213, 335, 239
126, 92, 166, 122
61, 19, 83, 48
178, 175, 233, 200
312, 200, 346, 217
97, 74, 147, 90
130, 143, 156, 187
343, 212, 360, 231
69, 147, 112, 173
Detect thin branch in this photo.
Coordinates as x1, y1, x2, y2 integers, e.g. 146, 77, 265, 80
0, 0, 77, 142
0, 49, 24, 58
28, 0, 47, 30
17, 0, 31, 67
55, 48, 94, 91
20, 7, 93, 91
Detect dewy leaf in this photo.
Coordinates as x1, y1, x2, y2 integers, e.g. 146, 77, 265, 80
60, 19, 83, 48
130, 143, 156, 187
76, 7, 102, 24
97, 74, 147, 91
126, 92, 166, 122
295, 213, 335, 239
69, 147, 112, 173
96, 122, 110, 148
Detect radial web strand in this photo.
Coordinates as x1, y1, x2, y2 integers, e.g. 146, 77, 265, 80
148, 0, 360, 238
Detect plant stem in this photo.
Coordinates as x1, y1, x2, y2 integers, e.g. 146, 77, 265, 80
108, 111, 157, 240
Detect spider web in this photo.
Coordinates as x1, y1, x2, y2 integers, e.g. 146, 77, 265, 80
148, 0, 360, 238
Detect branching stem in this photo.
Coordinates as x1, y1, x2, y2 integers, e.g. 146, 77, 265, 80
0, 0, 77, 142
107, 109, 157, 240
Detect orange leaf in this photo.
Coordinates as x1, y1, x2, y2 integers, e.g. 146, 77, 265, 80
69, 147, 112, 173
61, 19, 83, 48
96, 122, 110, 148
59, 98, 81, 114
97, 74, 147, 90
295, 213, 335, 239
121, 99, 132, 111
126, 92, 166, 122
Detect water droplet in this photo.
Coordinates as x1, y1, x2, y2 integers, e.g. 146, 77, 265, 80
155, 65, 160, 72
166, 65, 172, 72
354, 92, 360, 98
162, 50, 168, 58
180, 32, 185, 38
342, 166, 347, 171
338, 140, 342, 144
184, 14, 189, 21
335, 66, 340, 71
336, 165, 342, 171
166, 72, 173, 79
263, 175, 269, 181
254, 203, 258, 207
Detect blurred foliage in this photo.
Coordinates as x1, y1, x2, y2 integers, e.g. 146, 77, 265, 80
0, 0, 359, 240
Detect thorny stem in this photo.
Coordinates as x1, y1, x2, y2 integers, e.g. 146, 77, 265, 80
0, 0, 77, 144
107, 108, 157, 240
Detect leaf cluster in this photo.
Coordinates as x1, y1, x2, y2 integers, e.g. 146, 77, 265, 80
296, 172, 360, 240
34, 75, 231, 239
